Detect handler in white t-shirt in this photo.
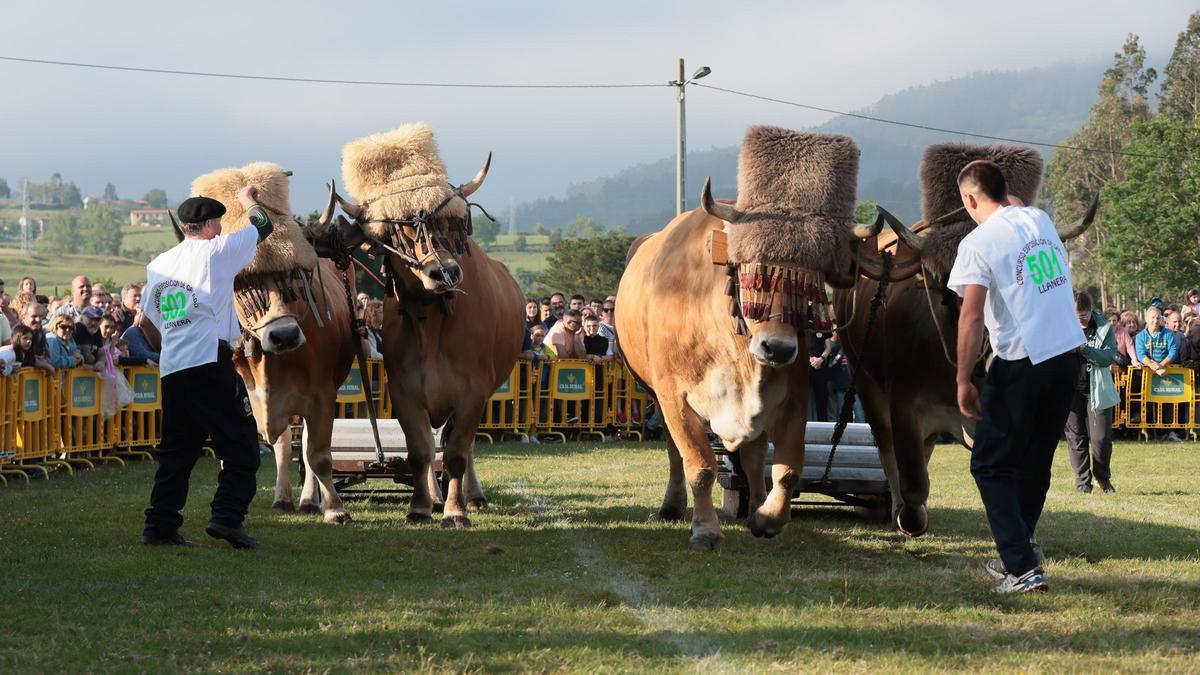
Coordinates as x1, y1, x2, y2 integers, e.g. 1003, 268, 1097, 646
947, 160, 1085, 594
140, 186, 274, 549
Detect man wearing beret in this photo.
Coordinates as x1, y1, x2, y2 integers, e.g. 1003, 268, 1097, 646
140, 186, 274, 548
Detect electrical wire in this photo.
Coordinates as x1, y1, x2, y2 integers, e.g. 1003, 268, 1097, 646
0, 55, 666, 89
693, 82, 1186, 161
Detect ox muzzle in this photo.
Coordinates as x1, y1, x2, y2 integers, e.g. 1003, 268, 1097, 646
256, 315, 306, 354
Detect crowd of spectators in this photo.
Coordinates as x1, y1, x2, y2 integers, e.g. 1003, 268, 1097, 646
0, 274, 159, 379
519, 292, 617, 365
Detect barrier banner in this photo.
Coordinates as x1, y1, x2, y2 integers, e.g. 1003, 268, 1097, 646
67, 371, 101, 416
130, 370, 160, 411
1146, 367, 1191, 403
552, 363, 592, 401
491, 369, 517, 401
337, 368, 366, 403
20, 372, 44, 421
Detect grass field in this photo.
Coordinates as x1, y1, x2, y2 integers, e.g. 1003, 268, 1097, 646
0, 248, 153, 292
1, 439, 1197, 672
489, 249, 552, 276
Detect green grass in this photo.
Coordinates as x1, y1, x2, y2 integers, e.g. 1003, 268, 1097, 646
0, 248, 153, 292
0, 441, 1197, 672
495, 233, 551, 247
119, 224, 177, 252
490, 249, 552, 275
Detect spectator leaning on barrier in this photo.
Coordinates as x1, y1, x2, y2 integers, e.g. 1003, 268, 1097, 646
529, 325, 555, 361
119, 319, 159, 368
46, 313, 84, 370
1134, 306, 1178, 376
75, 306, 105, 366
3, 324, 35, 375
61, 275, 91, 324
20, 302, 53, 373
1118, 310, 1141, 369
1065, 291, 1120, 495
582, 314, 613, 364
545, 308, 586, 359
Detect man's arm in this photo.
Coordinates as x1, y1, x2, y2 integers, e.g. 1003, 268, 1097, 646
1164, 331, 1179, 366
956, 284, 987, 420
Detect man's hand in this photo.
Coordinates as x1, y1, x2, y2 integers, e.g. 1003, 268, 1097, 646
1156, 366, 1168, 377
957, 381, 982, 421
809, 356, 824, 369
146, 360, 158, 369
237, 185, 260, 209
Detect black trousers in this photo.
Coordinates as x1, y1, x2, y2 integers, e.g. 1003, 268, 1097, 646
1065, 392, 1114, 488
143, 346, 260, 537
971, 351, 1079, 577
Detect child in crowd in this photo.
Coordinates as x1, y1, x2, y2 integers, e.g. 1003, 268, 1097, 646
530, 326, 555, 361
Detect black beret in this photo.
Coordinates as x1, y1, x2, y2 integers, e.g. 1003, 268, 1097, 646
177, 196, 226, 224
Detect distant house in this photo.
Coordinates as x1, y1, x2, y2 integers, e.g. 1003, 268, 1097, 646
130, 208, 169, 227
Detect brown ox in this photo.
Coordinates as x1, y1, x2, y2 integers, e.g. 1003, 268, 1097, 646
834, 142, 1097, 536
188, 163, 356, 524
316, 123, 524, 527
617, 127, 890, 549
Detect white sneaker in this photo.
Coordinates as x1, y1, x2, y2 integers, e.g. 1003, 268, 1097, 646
992, 568, 1049, 594
986, 541, 1044, 579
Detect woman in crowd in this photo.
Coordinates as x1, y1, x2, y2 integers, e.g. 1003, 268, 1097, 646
525, 298, 542, 332
1117, 310, 1141, 370
45, 314, 84, 370
360, 300, 384, 359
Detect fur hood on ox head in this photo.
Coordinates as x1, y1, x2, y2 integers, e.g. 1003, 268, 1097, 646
341, 122, 480, 240
917, 142, 1043, 277
717, 126, 858, 274
189, 162, 318, 276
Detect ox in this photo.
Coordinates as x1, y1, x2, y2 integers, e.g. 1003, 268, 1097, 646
834, 142, 1097, 536
315, 123, 524, 527
187, 163, 356, 524
617, 127, 890, 549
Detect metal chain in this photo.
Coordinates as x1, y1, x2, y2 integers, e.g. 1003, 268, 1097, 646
818, 254, 891, 485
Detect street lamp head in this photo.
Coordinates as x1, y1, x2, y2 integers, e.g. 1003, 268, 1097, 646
692, 66, 712, 80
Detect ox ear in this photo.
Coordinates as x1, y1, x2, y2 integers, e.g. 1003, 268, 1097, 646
700, 177, 740, 223
1056, 195, 1099, 241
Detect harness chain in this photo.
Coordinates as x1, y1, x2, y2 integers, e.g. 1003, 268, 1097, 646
336, 261, 388, 467
818, 253, 891, 486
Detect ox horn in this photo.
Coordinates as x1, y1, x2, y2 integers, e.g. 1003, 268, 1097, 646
317, 180, 339, 228
877, 205, 925, 253
458, 152, 492, 198
852, 243, 922, 283
1056, 195, 1099, 241
700, 177, 740, 223
167, 209, 184, 243
850, 208, 885, 239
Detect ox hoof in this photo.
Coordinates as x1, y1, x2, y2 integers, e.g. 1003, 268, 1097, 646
466, 498, 489, 512
406, 512, 433, 525
271, 500, 296, 513
441, 515, 471, 529
896, 504, 929, 538
324, 511, 353, 525
689, 530, 725, 551
747, 512, 785, 539
298, 502, 322, 516
657, 505, 686, 522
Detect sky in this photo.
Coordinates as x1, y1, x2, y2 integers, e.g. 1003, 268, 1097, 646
1, 1, 1195, 214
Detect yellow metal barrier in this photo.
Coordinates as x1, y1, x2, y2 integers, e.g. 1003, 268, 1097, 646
336, 359, 387, 420
13, 369, 68, 478
113, 366, 161, 460
536, 359, 608, 442
1134, 366, 1195, 441
0, 374, 25, 485
59, 369, 120, 468
608, 362, 655, 440
476, 359, 538, 442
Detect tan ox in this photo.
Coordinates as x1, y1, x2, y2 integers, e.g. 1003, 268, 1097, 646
317, 123, 524, 526
617, 127, 888, 549
188, 163, 356, 524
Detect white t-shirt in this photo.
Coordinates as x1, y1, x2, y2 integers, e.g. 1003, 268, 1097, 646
141, 228, 257, 376
947, 205, 1085, 364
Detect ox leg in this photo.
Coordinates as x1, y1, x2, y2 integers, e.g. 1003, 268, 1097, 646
735, 434, 770, 516
440, 403, 485, 528
891, 395, 930, 537
659, 393, 723, 550
464, 452, 488, 511
855, 372, 903, 525
657, 432, 688, 521
304, 408, 351, 525
271, 432, 296, 512
749, 387, 808, 539
396, 405, 437, 524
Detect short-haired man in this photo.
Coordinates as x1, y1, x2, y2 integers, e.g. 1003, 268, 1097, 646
1135, 306, 1178, 377
1164, 309, 1185, 346
113, 284, 141, 334
544, 308, 586, 359
569, 294, 585, 312
19, 302, 54, 373
140, 187, 275, 549
948, 160, 1084, 594
74, 305, 106, 368
543, 293, 566, 329
61, 275, 91, 323
598, 301, 617, 346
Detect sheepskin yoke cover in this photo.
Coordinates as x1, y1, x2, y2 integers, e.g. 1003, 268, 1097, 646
726, 126, 856, 273
918, 143, 1043, 276
190, 162, 317, 275
341, 122, 469, 240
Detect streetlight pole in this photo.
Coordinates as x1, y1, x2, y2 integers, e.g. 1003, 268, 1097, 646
670, 58, 711, 217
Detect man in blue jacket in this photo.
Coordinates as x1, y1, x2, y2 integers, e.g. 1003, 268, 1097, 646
1134, 306, 1178, 375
